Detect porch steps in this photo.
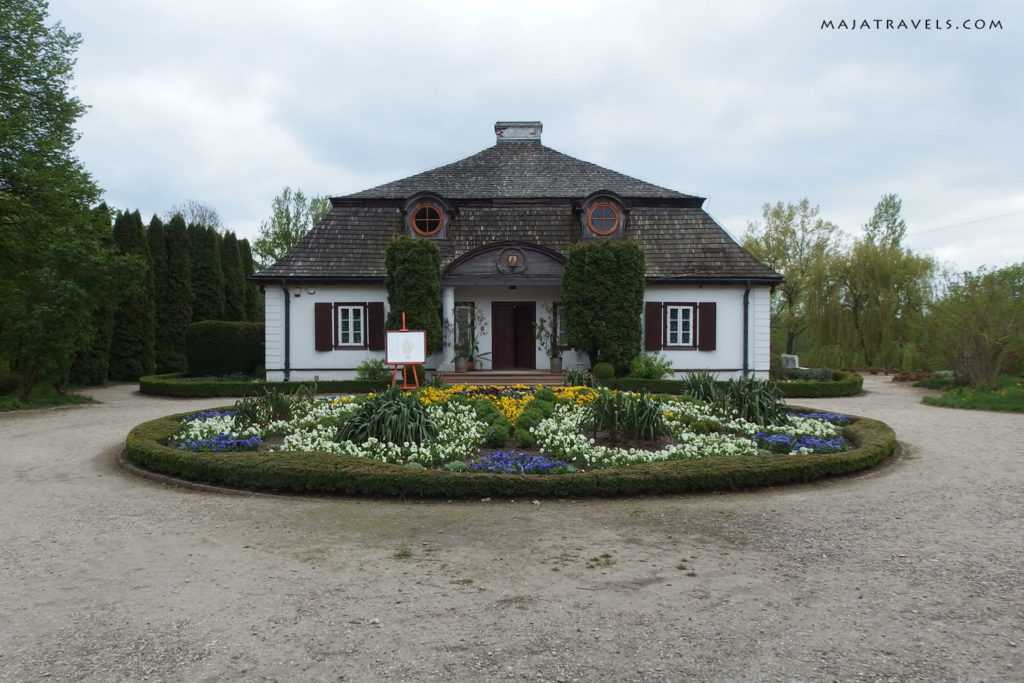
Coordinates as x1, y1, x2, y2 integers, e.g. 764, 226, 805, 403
434, 370, 566, 387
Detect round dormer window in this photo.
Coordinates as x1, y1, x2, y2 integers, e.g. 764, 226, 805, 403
412, 203, 443, 236
587, 202, 620, 235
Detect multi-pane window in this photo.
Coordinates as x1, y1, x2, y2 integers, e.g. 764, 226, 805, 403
454, 302, 474, 355
553, 302, 568, 347
666, 305, 694, 347
336, 305, 364, 346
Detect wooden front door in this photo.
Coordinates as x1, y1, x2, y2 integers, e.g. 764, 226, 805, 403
491, 302, 536, 370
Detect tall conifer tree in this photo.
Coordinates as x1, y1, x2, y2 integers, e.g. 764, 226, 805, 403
108, 210, 156, 380
188, 223, 225, 321
221, 230, 246, 321
163, 214, 193, 370
238, 238, 261, 321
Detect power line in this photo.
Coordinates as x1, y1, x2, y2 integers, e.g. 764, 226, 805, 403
913, 210, 1024, 236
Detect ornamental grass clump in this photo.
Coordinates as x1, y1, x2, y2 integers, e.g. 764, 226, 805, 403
338, 386, 438, 446
589, 389, 670, 441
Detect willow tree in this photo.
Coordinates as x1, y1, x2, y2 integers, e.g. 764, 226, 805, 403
838, 195, 936, 368
926, 263, 1024, 387
743, 199, 840, 355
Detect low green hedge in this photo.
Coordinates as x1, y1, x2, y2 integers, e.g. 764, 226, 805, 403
778, 371, 863, 398
123, 409, 895, 498
139, 373, 389, 398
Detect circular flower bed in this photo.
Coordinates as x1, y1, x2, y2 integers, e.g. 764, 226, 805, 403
118, 384, 896, 497
170, 385, 853, 471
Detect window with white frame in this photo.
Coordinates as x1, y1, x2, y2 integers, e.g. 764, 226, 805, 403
665, 305, 694, 347
336, 305, 365, 346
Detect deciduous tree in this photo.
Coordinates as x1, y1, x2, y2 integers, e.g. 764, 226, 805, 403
743, 200, 840, 355
253, 187, 331, 266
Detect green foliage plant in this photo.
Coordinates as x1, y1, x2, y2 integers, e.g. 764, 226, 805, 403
562, 240, 646, 375
681, 371, 722, 404
592, 362, 616, 384
721, 376, 786, 425
356, 358, 391, 381
565, 366, 597, 387
628, 353, 672, 380
589, 390, 669, 441
385, 236, 443, 353
338, 386, 438, 446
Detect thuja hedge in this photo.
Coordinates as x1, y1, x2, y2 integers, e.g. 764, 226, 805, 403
122, 409, 895, 498
139, 373, 389, 398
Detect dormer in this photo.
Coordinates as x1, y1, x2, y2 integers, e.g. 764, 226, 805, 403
576, 190, 628, 240
403, 192, 455, 239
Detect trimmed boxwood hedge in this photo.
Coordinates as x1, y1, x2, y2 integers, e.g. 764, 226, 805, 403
139, 373, 389, 398
612, 373, 863, 398
778, 371, 863, 398
123, 407, 895, 498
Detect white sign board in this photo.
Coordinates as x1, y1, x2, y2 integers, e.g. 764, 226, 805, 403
385, 330, 427, 364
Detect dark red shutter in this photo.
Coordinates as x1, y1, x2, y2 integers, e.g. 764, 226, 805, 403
314, 303, 333, 351
644, 302, 662, 351
367, 302, 385, 351
698, 302, 716, 351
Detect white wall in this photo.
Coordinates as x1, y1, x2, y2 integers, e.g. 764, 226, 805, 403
263, 281, 773, 381
264, 284, 389, 382
644, 284, 773, 380
451, 285, 587, 371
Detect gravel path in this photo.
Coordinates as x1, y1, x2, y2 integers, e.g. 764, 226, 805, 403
0, 377, 1021, 682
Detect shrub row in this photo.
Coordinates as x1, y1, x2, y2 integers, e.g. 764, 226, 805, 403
139, 373, 390, 398
777, 371, 863, 398
123, 409, 895, 499
186, 321, 265, 376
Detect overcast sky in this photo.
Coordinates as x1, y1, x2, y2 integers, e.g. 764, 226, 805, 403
46, 0, 1022, 272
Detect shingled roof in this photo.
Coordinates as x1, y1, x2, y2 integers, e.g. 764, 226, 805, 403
253, 122, 781, 284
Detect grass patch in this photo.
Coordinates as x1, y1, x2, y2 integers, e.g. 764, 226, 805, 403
0, 385, 99, 412
920, 375, 1024, 412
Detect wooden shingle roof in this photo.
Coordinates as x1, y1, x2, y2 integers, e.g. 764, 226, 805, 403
253, 129, 781, 284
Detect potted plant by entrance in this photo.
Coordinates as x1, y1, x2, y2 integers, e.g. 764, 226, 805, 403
536, 305, 563, 373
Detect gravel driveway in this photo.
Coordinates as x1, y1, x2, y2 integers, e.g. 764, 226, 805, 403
1, 376, 1021, 682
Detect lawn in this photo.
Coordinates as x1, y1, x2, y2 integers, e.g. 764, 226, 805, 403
919, 375, 1024, 413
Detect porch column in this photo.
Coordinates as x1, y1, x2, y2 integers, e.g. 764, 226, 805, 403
438, 286, 456, 371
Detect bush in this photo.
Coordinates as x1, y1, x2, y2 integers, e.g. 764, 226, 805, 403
592, 362, 615, 384
628, 353, 672, 380
720, 376, 786, 425
778, 371, 863, 398
0, 373, 18, 396
356, 358, 391, 381
186, 321, 264, 376
785, 367, 839, 382
139, 373, 389, 398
